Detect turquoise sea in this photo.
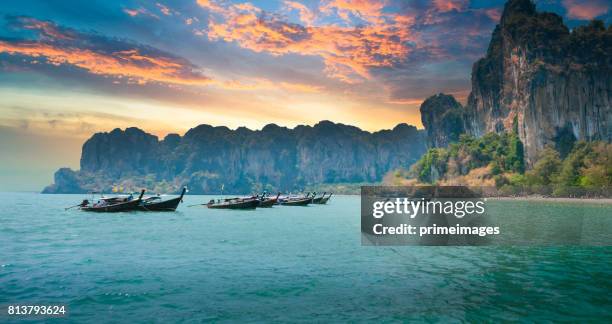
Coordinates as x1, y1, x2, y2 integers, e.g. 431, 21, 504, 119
1, 192, 611, 322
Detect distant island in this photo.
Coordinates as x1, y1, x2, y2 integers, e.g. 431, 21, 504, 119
43, 121, 426, 194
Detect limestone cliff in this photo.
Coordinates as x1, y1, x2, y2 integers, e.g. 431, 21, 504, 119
43, 121, 426, 194
420, 93, 465, 148
423, 0, 611, 163
467, 0, 611, 163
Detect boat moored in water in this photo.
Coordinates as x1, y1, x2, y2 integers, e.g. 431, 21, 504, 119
258, 193, 280, 208
319, 193, 332, 204
138, 187, 187, 212
206, 197, 260, 209
279, 192, 313, 206
312, 192, 332, 204
79, 189, 145, 212
311, 192, 326, 204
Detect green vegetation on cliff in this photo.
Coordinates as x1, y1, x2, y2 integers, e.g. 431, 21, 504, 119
506, 141, 612, 196
398, 132, 610, 197
410, 129, 525, 184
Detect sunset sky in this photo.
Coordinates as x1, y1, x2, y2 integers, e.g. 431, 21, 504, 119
1, 0, 610, 190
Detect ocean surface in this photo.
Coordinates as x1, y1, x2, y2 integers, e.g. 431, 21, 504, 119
1, 192, 611, 322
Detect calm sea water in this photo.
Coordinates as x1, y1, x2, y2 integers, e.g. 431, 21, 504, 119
1, 192, 611, 322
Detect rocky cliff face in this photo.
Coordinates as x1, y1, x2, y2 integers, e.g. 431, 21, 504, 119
43, 121, 426, 194
420, 93, 465, 148
80, 127, 161, 177
42, 168, 84, 194
423, 0, 611, 163
466, 0, 611, 163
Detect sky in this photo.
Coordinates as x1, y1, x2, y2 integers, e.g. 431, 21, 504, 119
0, 0, 610, 191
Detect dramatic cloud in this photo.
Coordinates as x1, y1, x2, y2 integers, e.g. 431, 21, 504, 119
562, 0, 609, 20
200, 0, 417, 83
1, 1, 507, 110
0, 17, 211, 86
320, 0, 387, 23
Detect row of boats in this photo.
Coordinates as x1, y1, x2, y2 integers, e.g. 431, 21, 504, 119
206, 192, 332, 209
69, 188, 333, 212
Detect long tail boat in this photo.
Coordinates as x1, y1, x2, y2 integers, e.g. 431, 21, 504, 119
138, 187, 187, 212
207, 197, 259, 209
258, 192, 280, 208
80, 189, 145, 212
279, 192, 313, 206
318, 193, 333, 204
311, 192, 327, 204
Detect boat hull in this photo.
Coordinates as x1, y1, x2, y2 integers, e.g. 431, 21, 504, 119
138, 197, 182, 211
80, 199, 142, 212
312, 197, 325, 204
280, 198, 312, 206
207, 199, 259, 209
258, 197, 278, 208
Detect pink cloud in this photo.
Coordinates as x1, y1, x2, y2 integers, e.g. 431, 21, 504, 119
0, 18, 211, 86
123, 7, 159, 19
484, 8, 501, 22
563, 0, 608, 20
433, 0, 469, 13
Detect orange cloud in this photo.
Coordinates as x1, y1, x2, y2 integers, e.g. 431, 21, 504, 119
0, 41, 212, 86
1, 17, 328, 94
196, 0, 226, 14
0, 18, 211, 86
432, 0, 468, 12
320, 0, 386, 23
563, 0, 608, 20
200, 0, 416, 83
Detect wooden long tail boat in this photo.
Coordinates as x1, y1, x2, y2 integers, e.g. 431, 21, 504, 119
80, 189, 145, 212
311, 192, 327, 204
280, 197, 312, 206
207, 197, 259, 209
279, 192, 313, 206
138, 187, 187, 212
258, 193, 280, 208
319, 193, 333, 204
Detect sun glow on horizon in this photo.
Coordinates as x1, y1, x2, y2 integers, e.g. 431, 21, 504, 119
0, 86, 424, 141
